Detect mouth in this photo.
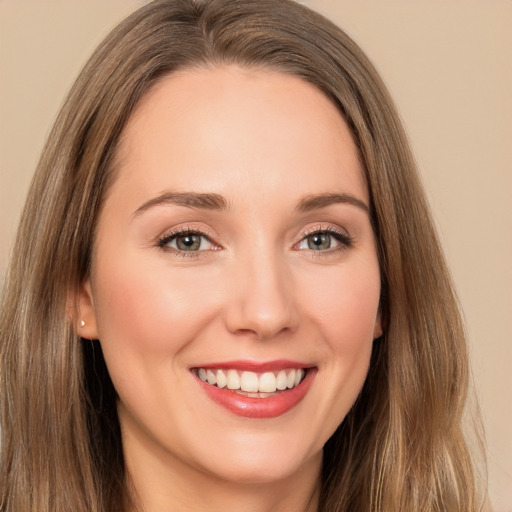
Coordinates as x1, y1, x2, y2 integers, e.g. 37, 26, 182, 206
195, 367, 306, 397
191, 362, 316, 418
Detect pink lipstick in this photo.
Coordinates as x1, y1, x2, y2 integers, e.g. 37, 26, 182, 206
192, 360, 316, 418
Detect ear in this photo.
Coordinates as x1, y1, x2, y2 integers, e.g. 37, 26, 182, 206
72, 280, 99, 340
373, 311, 383, 340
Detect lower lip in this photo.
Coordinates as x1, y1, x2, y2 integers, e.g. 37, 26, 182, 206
196, 369, 316, 419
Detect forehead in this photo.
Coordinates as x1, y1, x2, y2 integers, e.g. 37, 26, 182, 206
111, 65, 367, 209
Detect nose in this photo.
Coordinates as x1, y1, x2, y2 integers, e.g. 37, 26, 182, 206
223, 251, 299, 340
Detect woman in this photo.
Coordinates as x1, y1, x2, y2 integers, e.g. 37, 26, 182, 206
0, 0, 485, 511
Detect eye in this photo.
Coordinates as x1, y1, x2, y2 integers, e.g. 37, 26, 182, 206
296, 229, 352, 252
158, 230, 214, 252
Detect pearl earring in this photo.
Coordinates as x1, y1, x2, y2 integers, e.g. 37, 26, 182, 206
80, 320, 86, 328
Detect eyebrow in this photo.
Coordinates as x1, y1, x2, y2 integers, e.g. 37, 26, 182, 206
296, 193, 370, 214
133, 190, 369, 217
133, 192, 228, 216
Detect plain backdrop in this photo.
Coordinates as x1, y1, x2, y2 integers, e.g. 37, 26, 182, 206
0, 1, 511, 510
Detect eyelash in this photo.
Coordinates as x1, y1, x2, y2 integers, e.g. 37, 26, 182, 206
156, 225, 353, 257
157, 226, 218, 257
297, 226, 354, 255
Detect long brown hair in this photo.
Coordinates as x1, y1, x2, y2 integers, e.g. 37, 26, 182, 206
0, 1, 485, 510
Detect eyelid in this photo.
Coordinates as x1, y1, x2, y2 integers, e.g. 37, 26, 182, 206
294, 223, 353, 252
156, 224, 221, 254
299, 223, 349, 238
155, 222, 352, 256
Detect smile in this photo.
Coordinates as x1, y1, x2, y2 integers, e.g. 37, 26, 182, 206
196, 368, 306, 396
192, 362, 316, 418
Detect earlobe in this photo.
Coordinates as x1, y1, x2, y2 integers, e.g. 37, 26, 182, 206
74, 280, 99, 340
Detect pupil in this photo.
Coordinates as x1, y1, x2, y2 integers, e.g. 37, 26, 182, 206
177, 234, 200, 251
308, 233, 330, 250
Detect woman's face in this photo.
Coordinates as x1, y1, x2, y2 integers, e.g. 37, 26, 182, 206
80, 66, 381, 486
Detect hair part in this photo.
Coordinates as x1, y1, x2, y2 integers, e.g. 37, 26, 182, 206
0, 1, 485, 510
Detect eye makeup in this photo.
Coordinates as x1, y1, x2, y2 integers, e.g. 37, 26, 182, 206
291, 226, 354, 263
157, 225, 220, 257
294, 225, 353, 255
156, 221, 354, 259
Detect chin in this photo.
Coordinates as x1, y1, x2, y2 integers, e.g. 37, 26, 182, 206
188, 431, 323, 486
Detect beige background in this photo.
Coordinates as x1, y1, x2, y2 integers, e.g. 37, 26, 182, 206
0, 1, 511, 510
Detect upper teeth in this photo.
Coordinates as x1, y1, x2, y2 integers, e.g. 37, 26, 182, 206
197, 368, 305, 393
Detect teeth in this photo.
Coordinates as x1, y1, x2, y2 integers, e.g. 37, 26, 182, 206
276, 370, 287, 390
206, 369, 217, 386
287, 369, 296, 389
240, 371, 259, 392
197, 368, 306, 393
216, 369, 227, 388
226, 369, 240, 390
258, 372, 276, 393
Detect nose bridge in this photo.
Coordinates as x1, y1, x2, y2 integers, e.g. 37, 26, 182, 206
224, 243, 297, 340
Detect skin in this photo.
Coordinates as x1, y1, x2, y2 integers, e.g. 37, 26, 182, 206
78, 66, 382, 512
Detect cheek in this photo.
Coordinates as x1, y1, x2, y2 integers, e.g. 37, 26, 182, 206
90, 256, 228, 427
287, 258, 380, 447
301, 260, 381, 343
91, 255, 222, 367
299, 256, 380, 396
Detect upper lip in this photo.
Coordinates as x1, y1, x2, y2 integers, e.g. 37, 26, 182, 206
191, 359, 313, 372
